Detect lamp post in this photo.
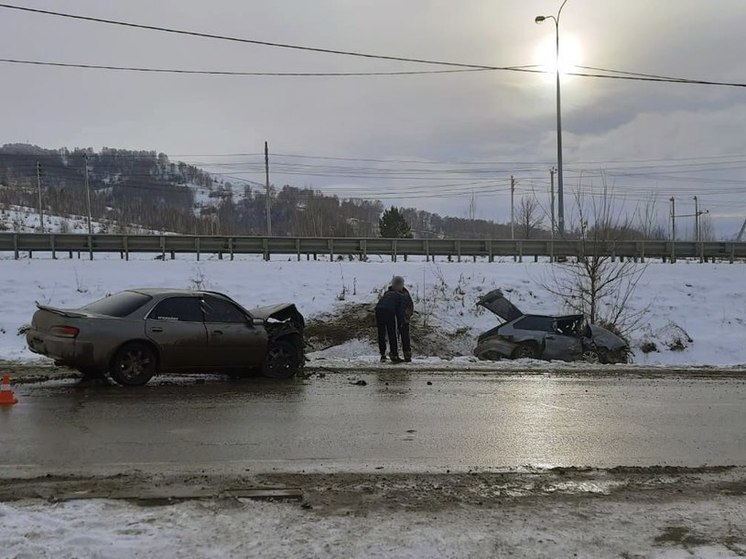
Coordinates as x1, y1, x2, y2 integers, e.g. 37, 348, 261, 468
535, 0, 569, 235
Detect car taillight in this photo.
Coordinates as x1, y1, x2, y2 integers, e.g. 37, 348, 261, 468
51, 325, 80, 338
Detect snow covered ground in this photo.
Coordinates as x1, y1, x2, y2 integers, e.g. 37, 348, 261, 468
2, 494, 744, 558
0, 255, 744, 366
0, 204, 166, 234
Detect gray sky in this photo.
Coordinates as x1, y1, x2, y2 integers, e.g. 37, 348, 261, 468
1, 0, 745, 237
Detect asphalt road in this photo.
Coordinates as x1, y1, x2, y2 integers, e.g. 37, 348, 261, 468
2, 370, 745, 476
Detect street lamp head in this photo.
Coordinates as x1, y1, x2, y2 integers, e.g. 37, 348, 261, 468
535, 15, 547, 23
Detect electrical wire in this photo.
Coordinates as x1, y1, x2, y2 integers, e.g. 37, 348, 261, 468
1, 4, 745, 87
0, 58, 494, 77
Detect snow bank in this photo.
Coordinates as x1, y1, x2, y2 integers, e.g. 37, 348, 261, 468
1, 497, 741, 558
0, 255, 744, 366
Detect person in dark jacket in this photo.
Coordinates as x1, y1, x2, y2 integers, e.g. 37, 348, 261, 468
375, 277, 407, 363
398, 282, 414, 362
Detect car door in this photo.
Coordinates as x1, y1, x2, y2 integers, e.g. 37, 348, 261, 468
544, 319, 583, 361
202, 295, 268, 369
145, 296, 209, 371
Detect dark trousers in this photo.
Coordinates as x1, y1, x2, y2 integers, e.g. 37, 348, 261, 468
376, 308, 398, 357
399, 321, 411, 357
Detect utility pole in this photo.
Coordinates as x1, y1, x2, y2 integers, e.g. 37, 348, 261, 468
693, 196, 699, 242
510, 175, 515, 240
549, 167, 556, 238
36, 161, 44, 233
669, 197, 676, 241
264, 141, 272, 236
84, 153, 92, 235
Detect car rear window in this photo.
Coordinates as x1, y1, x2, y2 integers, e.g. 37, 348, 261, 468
83, 291, 152, 317
514, 316, 555, 333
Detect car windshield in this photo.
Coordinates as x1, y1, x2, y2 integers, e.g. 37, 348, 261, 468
82, 291, 152, 317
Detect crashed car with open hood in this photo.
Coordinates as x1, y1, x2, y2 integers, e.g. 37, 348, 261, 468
26, 288, 305, 385
474, 289, 629, 363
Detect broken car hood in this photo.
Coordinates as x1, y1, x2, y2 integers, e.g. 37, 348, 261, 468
588, 324, 627, 350
249, 303, 305, 327
477, 289, 523, 322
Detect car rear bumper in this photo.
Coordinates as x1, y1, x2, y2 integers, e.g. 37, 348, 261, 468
26, 330, 98, 369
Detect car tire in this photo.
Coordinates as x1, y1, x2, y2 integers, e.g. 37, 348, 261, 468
261, 339, 301, 379
582, 349, 601, 364
109, 342, 157, 386
512, 343, 539, 360
476, 349, 502, 361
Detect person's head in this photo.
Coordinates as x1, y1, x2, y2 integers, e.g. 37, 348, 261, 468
391, 276, 405, 291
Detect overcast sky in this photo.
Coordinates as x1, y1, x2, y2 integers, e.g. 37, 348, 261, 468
1, 0, 745, 237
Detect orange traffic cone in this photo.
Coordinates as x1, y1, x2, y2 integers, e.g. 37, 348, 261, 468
0, 374, 18, 405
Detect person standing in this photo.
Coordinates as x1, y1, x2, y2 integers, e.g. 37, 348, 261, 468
375, 277, 407, 363
398, 279, 414, 363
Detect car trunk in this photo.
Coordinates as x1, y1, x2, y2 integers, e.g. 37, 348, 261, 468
476, 290, 523, 322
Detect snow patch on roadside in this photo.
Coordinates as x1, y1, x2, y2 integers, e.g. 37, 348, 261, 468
1, 497, 743, 558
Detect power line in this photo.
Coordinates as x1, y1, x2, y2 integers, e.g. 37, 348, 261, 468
0, 58, 493, 77
1, 4, 745, 88
0, 3, 519, 71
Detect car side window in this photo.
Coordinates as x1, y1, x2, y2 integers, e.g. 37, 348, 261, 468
202, 296, 247, 323
150, 297, 203, 322
514, 316, 554, 333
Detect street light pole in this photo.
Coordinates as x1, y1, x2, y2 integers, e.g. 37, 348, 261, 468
536, 0, 569, 235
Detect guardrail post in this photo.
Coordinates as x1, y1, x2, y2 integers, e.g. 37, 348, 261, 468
392, 239, 397, 262
88, 235, 93, 260
262, 238, 269, 261
730, 243, 735, 263
361, 239, 367, 261
161, 236, 166, 261
228, 237, 234, 261
456, 240, 461, 263
329, 239, 334, 261
487, 240, 493, 263
671, 241, 676, 264
518, 240, 523, 263
296, 238, 301, 262
51, 234, 56, 260
698, 241, 704, 264
13, 233, 18, 260
123, 236, 129, 261
196, 237, 201, 261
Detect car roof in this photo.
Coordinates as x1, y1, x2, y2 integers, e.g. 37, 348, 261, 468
520, 313, 584, 321
126, 288, 228, 298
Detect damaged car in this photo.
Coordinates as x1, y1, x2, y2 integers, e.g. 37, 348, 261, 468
474, 289, 629, 364
26, 288, 305, 385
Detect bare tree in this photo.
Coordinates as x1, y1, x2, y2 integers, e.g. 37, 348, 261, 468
542, 182, 648, 336
634, 195, 667, 240
517, 195, 544, 239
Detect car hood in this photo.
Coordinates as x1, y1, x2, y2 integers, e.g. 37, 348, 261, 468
476, 289, 523, 322
588, 324, 627, 350
249, 303, 305, 328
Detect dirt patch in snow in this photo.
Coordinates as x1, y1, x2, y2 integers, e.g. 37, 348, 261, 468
304, 301, 471, 358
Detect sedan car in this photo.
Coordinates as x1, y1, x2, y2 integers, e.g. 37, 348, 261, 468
473, 289, 629, 364
27, 289, 305, 385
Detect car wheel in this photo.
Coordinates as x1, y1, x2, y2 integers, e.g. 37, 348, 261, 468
604, 349, 629, 364
582, 349, 601, 364
476, 349, 502, 361
110, 343, 157, 386
512, 343, 539, 360
262, 340, 301, 379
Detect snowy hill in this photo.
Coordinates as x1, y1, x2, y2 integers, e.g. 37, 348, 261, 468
0, 204, 168, 234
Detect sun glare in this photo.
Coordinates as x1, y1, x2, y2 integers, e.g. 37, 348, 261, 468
534, 35, 582, 77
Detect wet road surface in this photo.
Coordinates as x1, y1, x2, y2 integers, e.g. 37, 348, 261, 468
2, 371, 745, 475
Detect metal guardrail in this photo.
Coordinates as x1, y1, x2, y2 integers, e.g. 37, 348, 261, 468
0, 233, 744, 262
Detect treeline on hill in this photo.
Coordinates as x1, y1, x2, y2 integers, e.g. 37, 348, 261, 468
0, 144, 667, 240
0, 144, 529, 238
